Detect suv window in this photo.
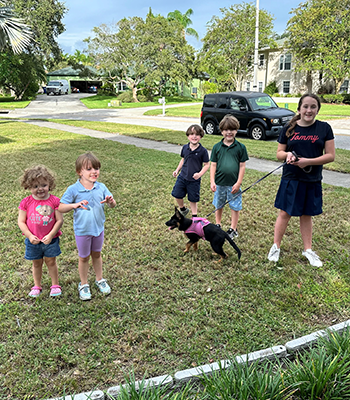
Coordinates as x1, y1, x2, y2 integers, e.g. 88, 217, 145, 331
248, 95, 277, 111
217, 95, 228, 109
230, 97, 247, 111
203, 96, 215, 108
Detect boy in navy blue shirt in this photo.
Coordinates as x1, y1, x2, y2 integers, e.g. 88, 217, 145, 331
171, 125, 209, 217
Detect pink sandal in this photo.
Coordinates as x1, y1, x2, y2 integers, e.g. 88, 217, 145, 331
29, 286, 42, 297
50, 285, 62, 297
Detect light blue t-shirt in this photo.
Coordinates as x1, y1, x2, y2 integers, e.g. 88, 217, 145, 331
60, 179, 112, 236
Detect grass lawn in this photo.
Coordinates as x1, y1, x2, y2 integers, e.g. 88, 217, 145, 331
0, 98, 31, 109
143, 103, 350, 119
80, 95, 201, 109
48, 119, 350, 174
1, 121, 350, 399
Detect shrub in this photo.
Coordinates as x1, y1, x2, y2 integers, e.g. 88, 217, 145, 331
99, 82, 116, 96
117, 91, 134, 103
264, 81, 279, 96
321, 94, 343, 104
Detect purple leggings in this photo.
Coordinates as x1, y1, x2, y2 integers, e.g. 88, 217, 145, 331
75, 231, 104, 258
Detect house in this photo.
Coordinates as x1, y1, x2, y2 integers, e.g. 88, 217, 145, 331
245, 39, 349, 95
46, 66, 102, 93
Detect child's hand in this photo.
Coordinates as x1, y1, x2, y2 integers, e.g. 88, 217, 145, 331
173, 170, 178, 177
210, 183, 216, 192
41, 234, 53, 245
192, 173, 201, 180
101, 195, 116, 207
29, 234, 40, 245
231, 183, 240, 194
74, 200, 88, 209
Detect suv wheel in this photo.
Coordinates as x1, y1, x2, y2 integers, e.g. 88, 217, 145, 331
204, 120, 217, 135
250, 124, 266, 140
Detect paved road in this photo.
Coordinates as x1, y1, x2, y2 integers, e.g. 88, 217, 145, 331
4, 93, 350, 188
8, 93, 350, 150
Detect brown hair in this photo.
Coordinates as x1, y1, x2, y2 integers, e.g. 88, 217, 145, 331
286, 93, 321, 137
75, 152, 101, 174
186, 124, 204, 138
219, 115, 240, 131
20, 165, 56, 190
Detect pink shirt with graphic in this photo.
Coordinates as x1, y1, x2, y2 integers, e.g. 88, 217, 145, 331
18, 195, 62, 240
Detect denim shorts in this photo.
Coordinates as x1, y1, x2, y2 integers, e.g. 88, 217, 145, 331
171, 175, 201, 203
212, 185, 242, 211
24, 236, 61, 260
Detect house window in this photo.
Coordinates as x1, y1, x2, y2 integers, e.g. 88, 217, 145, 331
246, 81, 251, 91
258, 82, 263, 92
340, 80, 349, 94
279, 54, 292, 70
117, 82, 127, 91
283, 81, 290, 94
259, 54, 264, 67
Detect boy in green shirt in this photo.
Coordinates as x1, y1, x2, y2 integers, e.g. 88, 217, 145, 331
210, 115, 249, 239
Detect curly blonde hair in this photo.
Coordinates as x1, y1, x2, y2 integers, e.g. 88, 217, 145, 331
20, 165, 56, 190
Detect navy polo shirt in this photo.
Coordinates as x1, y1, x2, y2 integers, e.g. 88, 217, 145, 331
179, 143, 209, 182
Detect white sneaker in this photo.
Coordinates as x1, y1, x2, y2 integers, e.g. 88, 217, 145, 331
268, 244, 280, 262
302, 249, 323, 267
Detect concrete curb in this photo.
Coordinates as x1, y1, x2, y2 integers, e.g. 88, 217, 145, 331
46, 319, 350, 400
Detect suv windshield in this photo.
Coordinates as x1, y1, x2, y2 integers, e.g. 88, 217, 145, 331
48, 81, 60, 86
248, 95, 277, 111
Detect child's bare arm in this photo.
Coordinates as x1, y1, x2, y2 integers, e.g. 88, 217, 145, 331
18, 209, 40, 244
231, 162, 246, 193
210, 162, 217, 192
173, 158, 184, 177
58, 201, 88, 213
41, 210, 63, 245
193, 161, 210, 180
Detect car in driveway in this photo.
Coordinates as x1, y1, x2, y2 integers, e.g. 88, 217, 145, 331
200, 91, 295, 140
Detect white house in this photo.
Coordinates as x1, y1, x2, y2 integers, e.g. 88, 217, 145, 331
245, 39, 349, 95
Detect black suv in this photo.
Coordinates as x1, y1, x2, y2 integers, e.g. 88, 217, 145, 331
200, 91, 295, 140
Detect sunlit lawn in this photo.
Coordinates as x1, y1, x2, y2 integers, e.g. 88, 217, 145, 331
0, 120, 350, 398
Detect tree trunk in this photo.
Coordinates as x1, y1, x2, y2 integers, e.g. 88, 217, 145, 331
132, 85, 139, 102
306, 71, 312, 93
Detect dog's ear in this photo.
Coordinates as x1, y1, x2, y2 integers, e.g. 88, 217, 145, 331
175, 208, 182, 219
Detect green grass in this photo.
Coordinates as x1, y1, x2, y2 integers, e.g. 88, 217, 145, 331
48, 119, 350, 174
80, 95, 201, 109
0, 98, 31, 109
0, 121, 350, 399
143, 102, 350, 119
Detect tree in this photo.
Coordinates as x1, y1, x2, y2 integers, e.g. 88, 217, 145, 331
0, 2, 32, 53
167, 9, 199, 40
199, 2, 275, 91
0, 50, 46, 99
87, 12, 195, 101
3, 0, 67, 66
287, 0, 350, 94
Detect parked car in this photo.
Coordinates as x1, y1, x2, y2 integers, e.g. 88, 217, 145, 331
88, 85, 97, 93
46, 80, 69, 95
200, 91, 295, 140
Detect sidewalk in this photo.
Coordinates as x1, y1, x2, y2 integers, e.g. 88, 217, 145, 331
24, 120, 350, 189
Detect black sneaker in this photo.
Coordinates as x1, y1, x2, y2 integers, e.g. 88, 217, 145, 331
227, 228, 238, 239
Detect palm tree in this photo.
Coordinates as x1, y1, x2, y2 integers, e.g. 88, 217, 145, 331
167, 9, 199, 40
0, 3, 32, 53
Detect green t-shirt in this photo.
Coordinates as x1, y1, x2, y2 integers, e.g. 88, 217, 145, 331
210, 139, 249, 186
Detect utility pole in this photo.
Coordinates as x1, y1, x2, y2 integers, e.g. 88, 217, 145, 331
252, 0, 259, 92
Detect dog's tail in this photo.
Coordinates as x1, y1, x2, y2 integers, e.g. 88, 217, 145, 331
225, 233, 241, 260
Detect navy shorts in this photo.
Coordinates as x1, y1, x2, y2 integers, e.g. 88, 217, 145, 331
274, 179, 323, 216
171, 175, 201, 203
24, 236, 61, 260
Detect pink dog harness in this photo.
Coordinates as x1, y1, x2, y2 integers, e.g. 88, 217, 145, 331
184, 217, 211, 240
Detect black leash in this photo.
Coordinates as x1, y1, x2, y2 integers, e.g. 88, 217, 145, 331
205, 159, 288, 218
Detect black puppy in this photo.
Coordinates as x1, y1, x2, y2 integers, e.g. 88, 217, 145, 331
165, 207, 241, 260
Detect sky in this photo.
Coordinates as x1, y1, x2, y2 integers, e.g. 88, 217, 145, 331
58, 0, 302, 54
